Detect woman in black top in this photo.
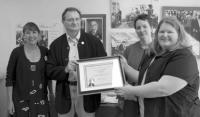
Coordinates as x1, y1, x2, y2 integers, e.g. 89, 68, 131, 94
116, 17, 200, 117
6, 22, 49, 117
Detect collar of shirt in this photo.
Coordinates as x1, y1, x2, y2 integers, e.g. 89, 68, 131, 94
66, 31, 81, 44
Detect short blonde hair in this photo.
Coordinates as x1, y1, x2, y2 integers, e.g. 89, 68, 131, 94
153, 17, 191, 55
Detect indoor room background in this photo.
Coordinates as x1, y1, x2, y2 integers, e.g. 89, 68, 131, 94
0, 0, 200, 116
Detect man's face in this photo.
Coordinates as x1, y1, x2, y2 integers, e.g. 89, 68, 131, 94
90, 21, 98, 33
62, 11, 81, 33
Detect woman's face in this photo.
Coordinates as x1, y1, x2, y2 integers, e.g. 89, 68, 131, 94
158, 23, 179, 51
23, 30, 40, 45
135, 19, 152, 43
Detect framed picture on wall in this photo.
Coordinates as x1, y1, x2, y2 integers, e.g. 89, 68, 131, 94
162, 6, 200, 56
110, 0, 159, 29
111, 30, 139, 56
81, 14, 106, 49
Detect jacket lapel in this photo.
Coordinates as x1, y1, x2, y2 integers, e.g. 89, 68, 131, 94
78, 32, 88, 59
61, 34, 70, 65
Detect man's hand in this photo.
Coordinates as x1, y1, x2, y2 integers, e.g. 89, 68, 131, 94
68, 71, 78, 82
65, 60, 77, 73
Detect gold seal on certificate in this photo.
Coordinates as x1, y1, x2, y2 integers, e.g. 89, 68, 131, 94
76, 56, 125, 95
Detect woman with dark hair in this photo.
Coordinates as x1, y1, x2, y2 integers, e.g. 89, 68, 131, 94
116, 17, 200, 117
6, 22, 49, 117
122, 14, 153, 117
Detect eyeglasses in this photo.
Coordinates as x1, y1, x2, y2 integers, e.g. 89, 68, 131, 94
64, 18, 81, 22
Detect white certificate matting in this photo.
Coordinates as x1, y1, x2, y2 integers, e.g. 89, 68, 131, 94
77, 56, 125, 95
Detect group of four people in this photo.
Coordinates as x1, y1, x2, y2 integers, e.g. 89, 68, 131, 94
6, 7, 200, 117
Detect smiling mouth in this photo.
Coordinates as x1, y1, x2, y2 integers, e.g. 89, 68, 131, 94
140, 32, 148, 36
29, 38, 37, 41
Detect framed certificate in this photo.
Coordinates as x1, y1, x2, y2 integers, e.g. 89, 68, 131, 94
77, 56, 125, 95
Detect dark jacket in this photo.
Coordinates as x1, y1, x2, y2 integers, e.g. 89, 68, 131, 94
6, 46, 48, 100
47, 31, 107, 114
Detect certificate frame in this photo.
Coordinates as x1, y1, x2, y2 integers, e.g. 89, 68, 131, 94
77, 56, 125, 95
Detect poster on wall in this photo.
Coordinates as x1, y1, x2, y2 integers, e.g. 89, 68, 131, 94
110, 0, 159, 29
111, 30, 139, 55
16, 21, 63, 47
81, 14, 106, 49
162, 6, 200, 56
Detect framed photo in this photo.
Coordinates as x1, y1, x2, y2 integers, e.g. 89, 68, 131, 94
162, 6, 200, 56
76, 56, 125, 95
110, 0, 159, 29
81, 14, 106, 49
162, 6, 200, 39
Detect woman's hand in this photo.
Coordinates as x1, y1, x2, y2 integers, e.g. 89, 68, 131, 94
115, 84, 137, 101
8, 100, 15, 115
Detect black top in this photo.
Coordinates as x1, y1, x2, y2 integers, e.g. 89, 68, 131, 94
6, 46, 48, 101
138, 48, 200, 117
46, 31, 107, 113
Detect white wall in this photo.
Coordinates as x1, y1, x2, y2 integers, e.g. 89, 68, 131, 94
0, 0, 200, 78
0, 0, 111, 79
